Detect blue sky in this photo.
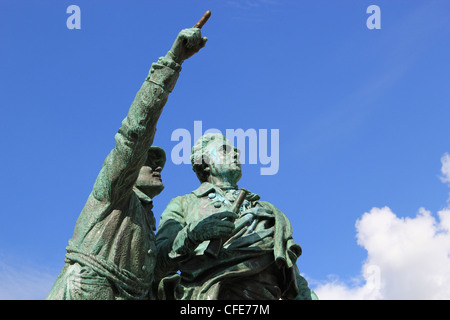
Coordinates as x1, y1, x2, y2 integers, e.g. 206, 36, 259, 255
1, 0, 449, 299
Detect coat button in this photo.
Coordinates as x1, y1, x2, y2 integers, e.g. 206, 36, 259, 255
208, 192, 216, 199
214, 202, 222, 208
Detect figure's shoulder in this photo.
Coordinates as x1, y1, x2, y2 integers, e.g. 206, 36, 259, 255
164, 194, 184, 208
256, 200, 280, 212
256, 200, 293, 222
159, 192, 199, 226
163, 192, 196, 210
170, 192, 196, 202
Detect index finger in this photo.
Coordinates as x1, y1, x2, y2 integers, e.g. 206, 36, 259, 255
193, 10, 211, 29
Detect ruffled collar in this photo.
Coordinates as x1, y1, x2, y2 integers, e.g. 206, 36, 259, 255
191, 182, 260, 201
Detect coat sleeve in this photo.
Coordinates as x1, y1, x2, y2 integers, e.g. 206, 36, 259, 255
154, 196, 198, 280
91, 58, 181, 209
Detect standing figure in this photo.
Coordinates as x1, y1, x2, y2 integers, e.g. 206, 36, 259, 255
46, 26, 208, 300
155, 133, 318, 300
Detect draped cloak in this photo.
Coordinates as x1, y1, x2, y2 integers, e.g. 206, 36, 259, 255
155, 182, 317, 300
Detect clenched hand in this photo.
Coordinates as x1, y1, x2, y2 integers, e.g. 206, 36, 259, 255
187, 211, 238, 244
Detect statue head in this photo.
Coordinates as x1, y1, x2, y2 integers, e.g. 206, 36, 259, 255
191, 133, 242, 187
135, 146, 166, 198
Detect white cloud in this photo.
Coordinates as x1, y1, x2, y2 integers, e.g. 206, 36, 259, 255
440, 153, 450, 184
310, 271, 382, 300
313, 154, 450, 300
3, 154, 450, 300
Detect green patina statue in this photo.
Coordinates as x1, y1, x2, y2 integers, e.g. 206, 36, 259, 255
47, 11, 317, 301
46, 22, 208, 299
155, 133, 318, 300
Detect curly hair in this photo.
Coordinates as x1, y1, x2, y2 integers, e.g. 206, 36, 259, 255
190, 133, 229, 182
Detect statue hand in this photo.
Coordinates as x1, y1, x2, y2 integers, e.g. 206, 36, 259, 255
166, 28, 208, 64
187, 211, 238, 244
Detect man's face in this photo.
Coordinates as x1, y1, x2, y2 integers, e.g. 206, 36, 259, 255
135, 150, 165, 198
204, 137, 242, 184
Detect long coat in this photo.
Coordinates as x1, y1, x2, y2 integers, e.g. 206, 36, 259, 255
155, 182, 318, 300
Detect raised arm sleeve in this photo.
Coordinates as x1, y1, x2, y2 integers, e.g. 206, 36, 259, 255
91, 58, 181, 207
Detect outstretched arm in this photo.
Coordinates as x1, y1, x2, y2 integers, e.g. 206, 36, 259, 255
92, 28, 208, 206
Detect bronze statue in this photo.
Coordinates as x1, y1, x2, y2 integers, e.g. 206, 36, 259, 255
155, 133, 318, 300
46, 15, 209, 300
47, 11, 317, 301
